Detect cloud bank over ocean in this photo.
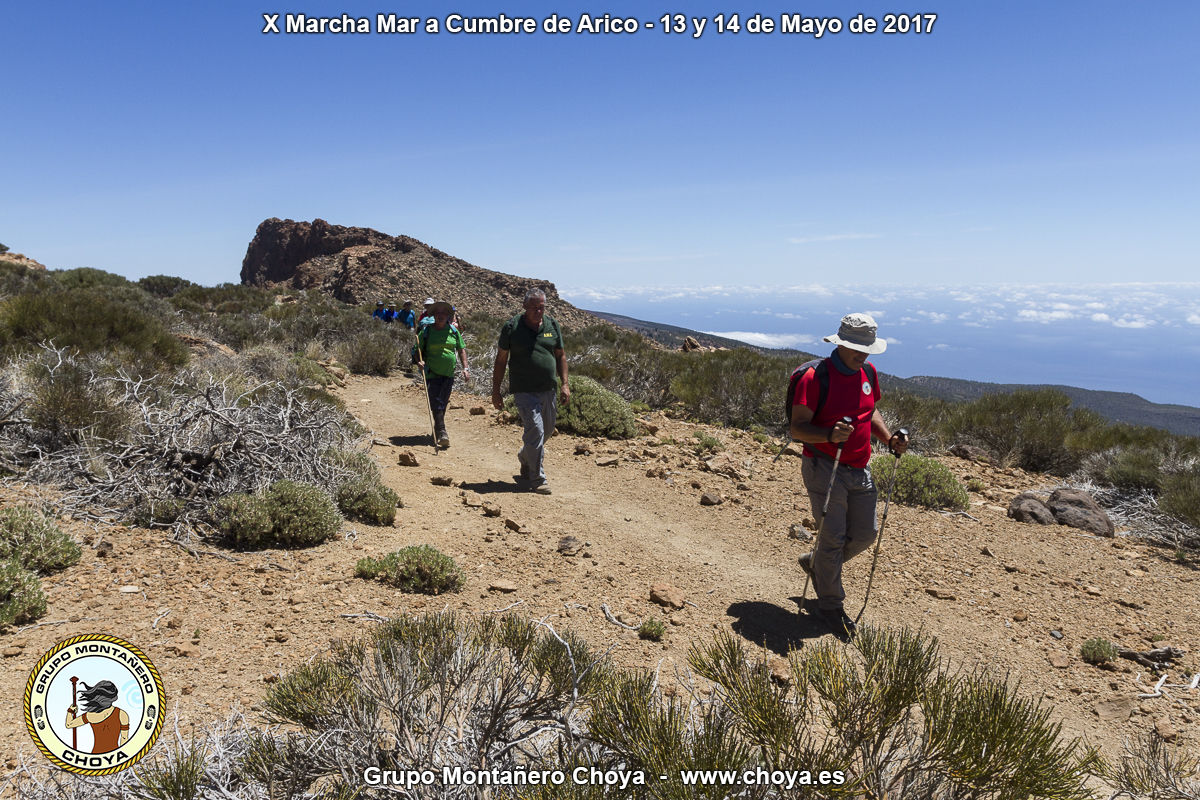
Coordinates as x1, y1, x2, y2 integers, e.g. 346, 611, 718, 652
561, 283, 1200, 407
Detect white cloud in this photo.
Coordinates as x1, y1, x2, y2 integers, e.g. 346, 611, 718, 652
1091, 313, 1111, 323
705, 331, 819, 349
1017, 309, 1076, 323
927, 343, 951, 350
787, 233, 880, 245
886, 337, 902, 346
1113, 316, 1154, 329
1187, 313, 1200, 326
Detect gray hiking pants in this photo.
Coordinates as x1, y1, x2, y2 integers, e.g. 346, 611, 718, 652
514, 390, 557, 482
802, 455, 878, 611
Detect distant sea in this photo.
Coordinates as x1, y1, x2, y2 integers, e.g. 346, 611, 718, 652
560, 283, 1200, 408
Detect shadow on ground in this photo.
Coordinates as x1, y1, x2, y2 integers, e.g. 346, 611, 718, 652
388, 435, 438, 448
458, 479, 528, 495
726, 598, 833, 655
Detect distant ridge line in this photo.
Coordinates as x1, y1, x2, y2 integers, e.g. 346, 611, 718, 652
590, 310, 1200, 438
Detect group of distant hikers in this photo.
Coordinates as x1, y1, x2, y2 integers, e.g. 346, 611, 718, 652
382, 290, 907, 639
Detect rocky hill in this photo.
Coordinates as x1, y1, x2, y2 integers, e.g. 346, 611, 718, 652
240, 218, 600, 328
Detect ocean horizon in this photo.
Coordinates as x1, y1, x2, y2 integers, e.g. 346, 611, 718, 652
561, 282, 1200, 409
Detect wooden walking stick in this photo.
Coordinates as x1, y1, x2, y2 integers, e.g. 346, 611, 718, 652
417, 359, 438, 455
69, 676, 78, 750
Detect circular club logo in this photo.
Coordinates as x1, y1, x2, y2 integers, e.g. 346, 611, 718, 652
25, 634, 166, 776
862, 380, 872, 395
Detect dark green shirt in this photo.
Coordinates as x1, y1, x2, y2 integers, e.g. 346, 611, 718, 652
498, 313, 563, 393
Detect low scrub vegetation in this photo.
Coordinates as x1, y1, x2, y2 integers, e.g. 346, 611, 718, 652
10, 614, 1154, 799
0, 558, 46, 627
0, 507, 79, 626
215, 480, 342, 549
870, 452, 969, 511
354, 545, 464, 594
554, 374, 639, 439
0, 506, 81, 574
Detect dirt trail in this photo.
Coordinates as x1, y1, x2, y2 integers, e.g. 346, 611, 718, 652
2, 373, 1198, 770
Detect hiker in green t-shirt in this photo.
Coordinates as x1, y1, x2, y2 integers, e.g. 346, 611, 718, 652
491, 288, 570, 494
417, 301, 470, 448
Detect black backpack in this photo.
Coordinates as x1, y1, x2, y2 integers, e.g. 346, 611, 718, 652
786, 358, 878, 426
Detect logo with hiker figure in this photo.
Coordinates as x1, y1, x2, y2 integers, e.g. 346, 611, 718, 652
24, 634, 166, 776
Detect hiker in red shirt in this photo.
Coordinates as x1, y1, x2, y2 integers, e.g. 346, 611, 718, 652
791, 313, 908, 637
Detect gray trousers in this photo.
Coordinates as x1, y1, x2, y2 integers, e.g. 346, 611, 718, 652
802, 455, 878, 611
514, 390, 557, 482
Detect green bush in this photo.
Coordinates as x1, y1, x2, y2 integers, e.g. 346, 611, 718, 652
0, 559, 47, 626
355, 545, 464, 594
264, 658, 358, 730
130, 497, 185, 528
0, 507, 81, 573
335, 475, 399, 525
877, 388, 953, 452
0, 243, 8, 254
1080, 638, 1119, 665
692, 430, 722, 455
871, 452, 969, 510
134, 740, 205, 800
1161, 469, 1200, 529
171, 283, 274, 315
24, 356, 133, 443
668, 348, 788, 429
339, 330, 400, 376
638, 618, 666, 641
1104, 448, 1165, 493
555, 374, 639, 439
212, 493, 274, 546
215, 481, 341, 549
263, 481, 341, 547
0, 287, 187, 369
946, 389, 1089, 475
51, 267, 132, 291
137, 274, 197, 298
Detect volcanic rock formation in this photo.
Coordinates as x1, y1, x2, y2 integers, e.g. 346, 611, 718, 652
240, 218, 599, 327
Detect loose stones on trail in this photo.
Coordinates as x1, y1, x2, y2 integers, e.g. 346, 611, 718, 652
430, 475, 454, 486
397, 451, 420, 467
700, 492, 723, 506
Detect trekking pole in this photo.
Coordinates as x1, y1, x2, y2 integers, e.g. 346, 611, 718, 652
799, 416, 854, 609
70, 676, 78, 750
772, 435, 792, 464
417, 360, 438, 455
855, 428, 908, 626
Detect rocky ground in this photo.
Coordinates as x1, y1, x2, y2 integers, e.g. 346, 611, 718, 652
2, 373, 1199, 773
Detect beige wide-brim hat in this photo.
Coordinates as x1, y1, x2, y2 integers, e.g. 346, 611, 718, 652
823, 312, 887, 354
430, 301, 453, 314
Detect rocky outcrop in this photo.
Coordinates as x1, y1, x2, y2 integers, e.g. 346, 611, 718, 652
240, 218, 600, 329
1007, 488, 1115, 536
1046, 488, 1115, 537
1007, 492, 1056, 525
0, 252, 49, 271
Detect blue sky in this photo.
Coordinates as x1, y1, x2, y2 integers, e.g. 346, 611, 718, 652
4, 1, 1197, 293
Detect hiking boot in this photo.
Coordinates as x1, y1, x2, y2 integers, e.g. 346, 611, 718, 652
797, 552, 814, 581
437, 429, 450, 448
819, 607, 857, 639
532, 481, 552, 495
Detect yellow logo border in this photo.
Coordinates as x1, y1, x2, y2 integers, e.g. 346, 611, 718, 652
24, 633, 167, 777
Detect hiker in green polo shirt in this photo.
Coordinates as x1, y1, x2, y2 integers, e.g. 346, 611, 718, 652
491, 288, 570, 494
417, 300, 470, 448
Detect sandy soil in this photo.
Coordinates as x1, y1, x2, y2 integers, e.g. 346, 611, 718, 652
2, 373, 1198, 772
